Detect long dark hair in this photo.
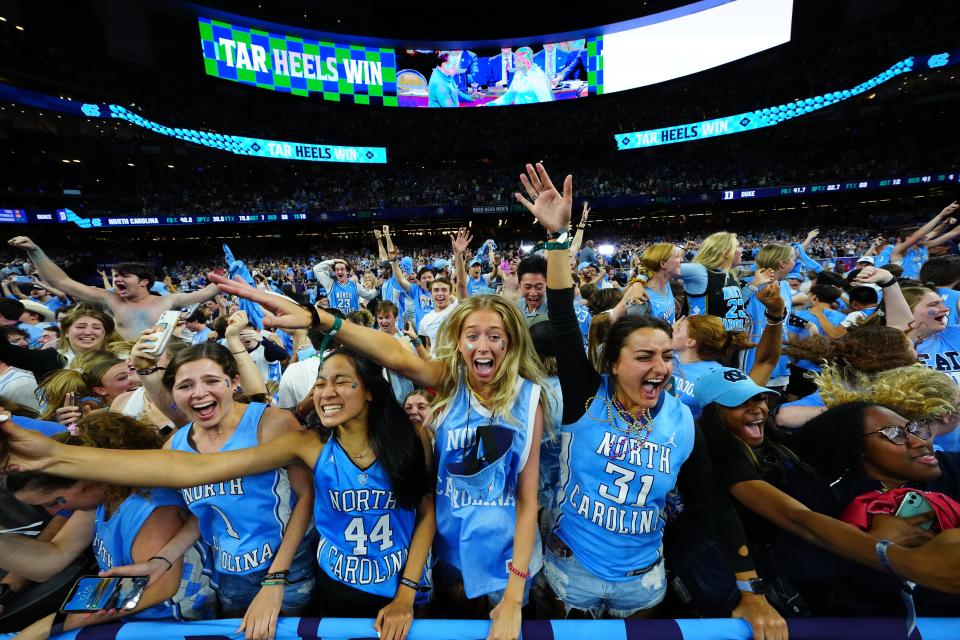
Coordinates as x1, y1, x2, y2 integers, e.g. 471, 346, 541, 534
600, 315, 671, 375
319, 349, 430, 510
786, 401, 878, 483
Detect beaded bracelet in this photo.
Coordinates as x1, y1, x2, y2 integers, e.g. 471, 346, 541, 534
135, 366, 165, 376
261, 580, 288, 587
506, 560, 530, 580
263, 571, 289, 582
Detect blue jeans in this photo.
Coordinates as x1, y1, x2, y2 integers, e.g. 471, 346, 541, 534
542, 538, 666, 618
214, 534, 317, 615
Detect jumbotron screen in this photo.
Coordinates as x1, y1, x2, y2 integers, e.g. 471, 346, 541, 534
198, 0, 792, 107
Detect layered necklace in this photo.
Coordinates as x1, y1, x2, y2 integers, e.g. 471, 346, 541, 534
586, 391, 656, 458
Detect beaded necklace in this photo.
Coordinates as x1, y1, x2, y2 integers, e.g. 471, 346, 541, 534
584, 390, 656, 458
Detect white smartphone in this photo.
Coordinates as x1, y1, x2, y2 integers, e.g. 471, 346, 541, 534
145, 310, 182, 356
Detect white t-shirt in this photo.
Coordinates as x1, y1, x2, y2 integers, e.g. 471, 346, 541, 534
0, 366, 39, 412
418, 302, 458, 354
277, 357, 320, 409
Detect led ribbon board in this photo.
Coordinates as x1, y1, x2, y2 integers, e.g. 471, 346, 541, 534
616, 51, 960, 150
83, 104, 387, 163
0, 83, 386, 164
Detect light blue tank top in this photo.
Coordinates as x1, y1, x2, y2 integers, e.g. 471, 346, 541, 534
916, 325, 960, 385
646, 283, 676, 325
938, 287, 960, 328
169, 403, 301, 575
671, 358, 723, 419
311, 437, 428, 600
554, 375, 694, 581
94, 488, 214, 620
434, 377, 543, 598
330, 280, 360, 314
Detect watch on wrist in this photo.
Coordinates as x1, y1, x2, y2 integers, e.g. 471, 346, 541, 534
736, 578, 766, 595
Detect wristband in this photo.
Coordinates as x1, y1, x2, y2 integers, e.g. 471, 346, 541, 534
546, 226, 570, 241
399, 577, 431, 593
263, 571, 289, 582
410, 337, 422, 347
149, 555, 174, 572
875, 539, 898, 575
231, 350, 248, 355
327, 316, 343, 337
534, 240, 572, 252
878, 278, 897, 288
135, 366, 164, 376
506, 560, 531, 580
261, 580, 288, 587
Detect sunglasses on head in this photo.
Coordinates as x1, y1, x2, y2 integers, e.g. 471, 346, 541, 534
861, 418, 933, 446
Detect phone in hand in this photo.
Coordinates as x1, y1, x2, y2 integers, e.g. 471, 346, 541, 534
61, 576, 149, 613
894, 490, 935, 531
64, 391, 76, 408
144, 310, 182, 356
181, 303, 200, 319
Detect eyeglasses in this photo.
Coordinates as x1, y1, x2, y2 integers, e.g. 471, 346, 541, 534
861, 419, 933, 445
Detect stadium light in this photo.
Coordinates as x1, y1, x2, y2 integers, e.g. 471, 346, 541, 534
598, 244, 616, 256
520, 244, 534, 254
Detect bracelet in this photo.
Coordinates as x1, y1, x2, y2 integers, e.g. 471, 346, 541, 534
534, 240, 572, 252
327, 316, 343, 337
546, 226, 570, 240
409, 337, 422, 347
506, 560, 531, 580
263, 570, 289, 582
231, 349, 248, 355
261, 580, 288, 587
878, 278, 897, 288
135, 366, 164, 376
765, 312, 786, 323
875, 539, 898, 575
399, 576, 432, 593
149, 556, 173, 572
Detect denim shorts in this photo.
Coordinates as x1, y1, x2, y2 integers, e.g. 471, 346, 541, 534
214, 535, 317, 615
542, 536, 666, 618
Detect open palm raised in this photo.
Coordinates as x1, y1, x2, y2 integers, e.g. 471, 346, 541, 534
514, 163, 573, 234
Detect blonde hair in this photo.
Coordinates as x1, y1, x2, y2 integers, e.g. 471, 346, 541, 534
636, 243, 677, 280
105, 340, 136, 360
432, 295, 549, 431
816, 363, 957, 420
58, 305, 122, 357
587, 311, 613, 371
693, 232, 738, 271
38, 350, 124, 420
756, 243, 794, 270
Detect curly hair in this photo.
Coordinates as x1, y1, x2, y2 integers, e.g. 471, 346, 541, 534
5, 412, 162, 507
815, 364, 956, 420
785, 325, 915, 378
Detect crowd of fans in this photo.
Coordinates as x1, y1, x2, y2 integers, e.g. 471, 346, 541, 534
0, 169, 959, 640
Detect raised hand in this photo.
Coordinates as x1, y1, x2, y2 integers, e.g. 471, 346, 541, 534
451, 227, 473, 255
514, 163, 573, 234
938, 202, 959, 219
206, 273, 311, 330
225, 310, 250, 339
7, 236, 37, 251
805, 229, 819, 241
579, 202, 591, 226
756, 281, 786, 316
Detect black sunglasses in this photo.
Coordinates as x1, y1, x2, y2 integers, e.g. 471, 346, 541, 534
861, 418, 933, 446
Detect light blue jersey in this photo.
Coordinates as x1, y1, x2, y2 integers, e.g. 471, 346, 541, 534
646, 283, 676, 325
434, 378, 543, 598
742, 280, 793, 381
330, 280, 361, 314
671, 358, 723, 419
937, 287, 960, 327
407, 285, 435, 329
466, 275, 495, 296
94, 488, 214, 620
554, 376, 694, 581
901, 246, 928, 281
574, 302, 592, 352
169, 403, 301, 576
312, 438, 428, 601
916, 325, 960, 385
